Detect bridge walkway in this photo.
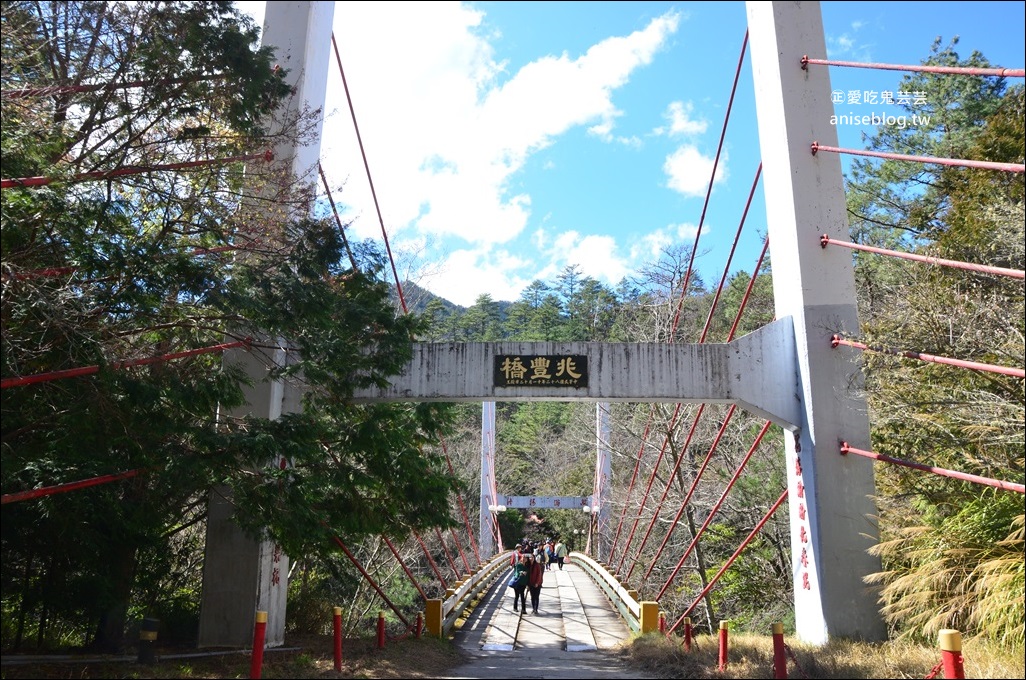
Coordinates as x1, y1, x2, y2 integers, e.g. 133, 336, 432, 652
441, 559, 658, 679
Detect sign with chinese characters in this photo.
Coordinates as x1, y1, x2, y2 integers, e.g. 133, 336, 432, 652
271, 543, 283, 587
494, 354, 588, 388
793, 453, 812, 592
501, 495, 591, 509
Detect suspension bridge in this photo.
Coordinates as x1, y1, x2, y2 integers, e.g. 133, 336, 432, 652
1, 0, 1022, 667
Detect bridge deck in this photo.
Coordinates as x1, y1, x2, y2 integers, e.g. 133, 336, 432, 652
446, 560, 657, 679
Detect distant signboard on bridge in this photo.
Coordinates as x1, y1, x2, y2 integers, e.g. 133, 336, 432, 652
500, 495, 591, 509
494, 354, 588, 388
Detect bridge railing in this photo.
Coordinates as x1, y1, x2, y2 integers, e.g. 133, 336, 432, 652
424, 550, 512, 637
569, 551, 660, 634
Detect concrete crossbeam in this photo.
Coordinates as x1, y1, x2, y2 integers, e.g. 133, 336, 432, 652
351, 318, 801, 431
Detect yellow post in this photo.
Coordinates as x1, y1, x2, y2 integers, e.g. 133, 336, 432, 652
640, 601, 660, 634
938, 629, 965, 679
425, 599, 443, 638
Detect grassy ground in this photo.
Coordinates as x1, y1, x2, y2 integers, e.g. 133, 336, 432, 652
2, 631, 1023, 679
625, 632, 1026, 679
0, 635, 461, 679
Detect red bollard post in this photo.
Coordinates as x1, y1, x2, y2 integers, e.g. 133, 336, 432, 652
683, 616, 693, 652
376, 611, 386, 649
658, 611, 666, 634
333, 606, 343, 672
772, 622, 787, 679
939, 629, 965, 679
416, 612, 424, 639
250, 610, 267, 680
718, 620, 729, 672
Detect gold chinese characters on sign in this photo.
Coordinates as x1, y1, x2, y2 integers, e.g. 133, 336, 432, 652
494, 354, 588, 388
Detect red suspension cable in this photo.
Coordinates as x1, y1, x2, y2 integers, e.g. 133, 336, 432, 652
726, 237, 769, 342
449, 527, 473, 575
328, 530, 411, 628
640, 405, 738, 586
668, 28, 749, 336
1, 150, 273, 189
638, 404, 728, 584
612, 29, 749, 577
1, 339, 251, 389
7, 267, 78, 281
1, 468, 145, 505
820, 234, 1024, 280
443, 452, 482, 564
412, 530, 448, 589
698, 163, 762, 344
331, 32, 481, 562
6, 243, 248, 283
1, 73, 223, 99
623, 404, 702, 579
840, 442, 1025, 494
614, 423, 674, 575
654, 420, 772, 596
434, 527, 462, 580
667, 488, 788, 633
381, 535, 428, 602
606, 409, 655, 565
317, 162, 359, 270
330, 33, 406, 313
492, 511, 504, 554
624, 163, 763, 578
810, 142, 1025, 173
800, 55, 1025, 78
831, 334, 1025, 378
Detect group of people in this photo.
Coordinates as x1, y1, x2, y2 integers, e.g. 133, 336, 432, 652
507, 537, 570, 615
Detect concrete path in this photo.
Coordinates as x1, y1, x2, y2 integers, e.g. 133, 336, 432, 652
440, 561, 659, 679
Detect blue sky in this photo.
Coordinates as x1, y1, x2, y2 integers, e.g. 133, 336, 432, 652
237, 2, 1025, 307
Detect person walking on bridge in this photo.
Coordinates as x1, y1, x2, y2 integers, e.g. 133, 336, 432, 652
554, 538, 568, 570
510, 553, 529, 612
526, 552, 545, 615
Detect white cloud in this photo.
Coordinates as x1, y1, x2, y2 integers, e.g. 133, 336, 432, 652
238, 3, 685, 303
665, 101, 708, 136
322, 6, 680, 249
826, 20, 873, 61
427, 247, 532, 307
630, 222, 701, 261
675, 222, 701, 241
546, 231, 629, 287
570, 234, 629, 283
663, 145, 727, 197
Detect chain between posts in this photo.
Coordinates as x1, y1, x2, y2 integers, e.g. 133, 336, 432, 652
783, 643, 811, 679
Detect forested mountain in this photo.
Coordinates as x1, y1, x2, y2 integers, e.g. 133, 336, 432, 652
393, 279, 465, 317
1, 6, 1021, 658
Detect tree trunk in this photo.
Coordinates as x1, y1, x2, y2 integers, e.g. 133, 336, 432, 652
37, 553, 55, 649
684, 505, 717, 633
15, 551, 34, 651
89, 540, 138, 653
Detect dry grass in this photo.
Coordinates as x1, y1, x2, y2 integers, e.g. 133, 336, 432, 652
625, 631, 1026, 679
3, 631, 1024, 679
